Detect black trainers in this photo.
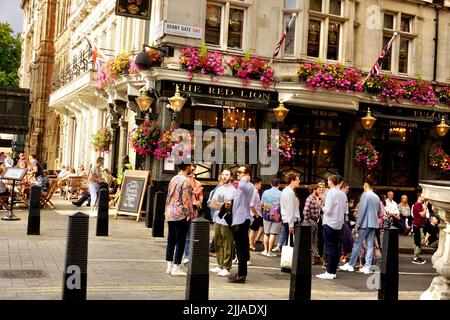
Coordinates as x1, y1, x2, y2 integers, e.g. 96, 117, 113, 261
227, 273, 246, 284
412, 257, 426, 265
71, 201, 81, 207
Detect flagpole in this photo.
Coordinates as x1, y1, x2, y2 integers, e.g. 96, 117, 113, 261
268, 12, 297, 67
363, 32, 398, 83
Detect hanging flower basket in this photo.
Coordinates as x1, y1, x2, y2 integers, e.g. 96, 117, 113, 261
97, 52, 136, 89
437, 87, 450, 106
428, 145, 450, 172
90, 127, 112, 152
154, 126, 193, 160
353, 140, 380, 171
129, 119, 162, 155
227, 52, 274, 88
267, 132, 297, 162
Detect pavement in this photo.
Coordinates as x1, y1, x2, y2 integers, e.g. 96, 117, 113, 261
0, 197, 438, 300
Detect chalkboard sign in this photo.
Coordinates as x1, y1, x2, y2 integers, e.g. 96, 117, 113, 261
2, 167, 28, 181
114, 170, 150, 222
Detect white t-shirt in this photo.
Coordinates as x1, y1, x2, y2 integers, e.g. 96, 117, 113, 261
212, 184, 236, 226
385, 199, 399, 215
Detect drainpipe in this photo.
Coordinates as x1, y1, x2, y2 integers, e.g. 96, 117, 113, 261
433, 1, 442, 82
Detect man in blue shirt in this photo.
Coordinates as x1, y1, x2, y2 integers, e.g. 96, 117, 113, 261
228, 166, 254, 284
340, 181, 381, 274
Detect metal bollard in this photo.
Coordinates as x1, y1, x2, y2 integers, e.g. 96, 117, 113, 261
96, 188, 109, 237
289, 224, 312, 300
378, 226, 399, 301
152, 191, 165, 238
185, 217, 210, 301
27, 185, 41, 235
145, 186, 153, 228
62, 212, 89, 300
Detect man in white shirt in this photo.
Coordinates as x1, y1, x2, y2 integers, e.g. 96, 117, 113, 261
209, 170, 236, 277
280, 173, 301, 238
316, 175, 347, 280
386, 191, 405, 233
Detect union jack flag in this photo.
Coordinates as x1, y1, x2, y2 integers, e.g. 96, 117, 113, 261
369, 32, 398, 76
84, 37, 105, 72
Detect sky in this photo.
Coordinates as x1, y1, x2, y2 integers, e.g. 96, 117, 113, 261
0, 0, 23, 34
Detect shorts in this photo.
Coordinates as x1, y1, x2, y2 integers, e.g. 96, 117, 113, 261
263, 220, 281, 235
249, 216, 263, 231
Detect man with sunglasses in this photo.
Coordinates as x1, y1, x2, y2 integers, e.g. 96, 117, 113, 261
228, 166, 254, 284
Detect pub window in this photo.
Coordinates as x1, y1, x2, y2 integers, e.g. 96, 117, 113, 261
329, 0, 342, 16
205, 1, 247, 50
307, 19, 321, 57
398, 38, 409, 74
309, 0, 322, 12
327, 22, 340, 60
307, 0, 347, 61
282, 0, 300, 56
381, 36, 392, 71
383, 13, 394, 30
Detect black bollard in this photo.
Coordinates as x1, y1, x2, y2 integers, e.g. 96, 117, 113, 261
62, 212, 89, 300
96, 188, 109, 236
185, 217, 210, 301
145, 186, 153, 228
152, 191, 165, 238
289, 224, 312, 300
378, 226, 399, 301
27, 185, 41, 235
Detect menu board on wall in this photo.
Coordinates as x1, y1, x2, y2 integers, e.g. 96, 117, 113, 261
114, 170, 150, 222
115, 0, 151, 20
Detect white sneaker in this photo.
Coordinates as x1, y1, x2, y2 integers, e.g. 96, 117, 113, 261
209, 266, 222, 273
358, 267, 371, 274
272, 246, 281, 253
315, 272, 336, 280
166, 262, 173, 275
266, 252, 277, 257
339, 263, 354, 272
232, 258, 238, 265
171, 264, 187, 277
183, 258, 189, 265
217, 269, 230, 277
247, 260, 252, 266
260, 250, 268, 256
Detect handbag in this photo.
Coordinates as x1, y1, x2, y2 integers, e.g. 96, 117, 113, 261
280, 235, 293, 270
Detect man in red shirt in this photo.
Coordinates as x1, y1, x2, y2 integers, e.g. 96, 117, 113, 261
412, 193, 428, 265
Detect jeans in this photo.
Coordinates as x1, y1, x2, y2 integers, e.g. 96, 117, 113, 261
183, 221, 192, 260
349, 228, 376, 268
413, 226, 423, 258
323, 224, 342, 274
231, 219, 250, 277
166, 219, 190, 265
278, 222, 289, 246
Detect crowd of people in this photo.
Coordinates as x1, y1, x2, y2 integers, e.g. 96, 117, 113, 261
163, 164, 441, 283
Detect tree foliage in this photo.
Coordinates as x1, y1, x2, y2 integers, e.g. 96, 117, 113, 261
0, 23, 21, 87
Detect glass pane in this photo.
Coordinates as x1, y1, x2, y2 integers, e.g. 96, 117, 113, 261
228, 8, 244, 49
329, 0, 341, 16
284, 14, 296, 55
222, 108, 255, 130
400, 15, 411, 33
398, 38, 409, 73
195, 109, 219, 127
307, 19, 321, 57
285, 0, 297, 9
381, 36, 392, 70
309, 0, 322, 12
205, 4, 221, 45
327, 22, 340, 60
384, 14, 394, 29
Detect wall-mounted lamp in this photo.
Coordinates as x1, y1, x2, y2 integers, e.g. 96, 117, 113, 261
436, 116, 449, 137
274, 102, 289, 123
361, 107, 376, 130
135, 90, 154, 113
168, 85, 187, 113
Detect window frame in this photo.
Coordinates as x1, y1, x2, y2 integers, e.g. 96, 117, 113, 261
204, 0, 250, 52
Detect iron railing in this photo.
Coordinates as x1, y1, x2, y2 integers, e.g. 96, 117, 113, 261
51, 50, 95, 92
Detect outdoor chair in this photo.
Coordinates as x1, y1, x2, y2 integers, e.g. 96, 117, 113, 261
40, 179, 58, 209
65, 176, 84, 201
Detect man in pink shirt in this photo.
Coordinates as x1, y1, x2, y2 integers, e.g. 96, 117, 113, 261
412, 193, 428, 265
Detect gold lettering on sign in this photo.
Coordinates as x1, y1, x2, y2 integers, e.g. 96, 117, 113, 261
209, 87, 216, 95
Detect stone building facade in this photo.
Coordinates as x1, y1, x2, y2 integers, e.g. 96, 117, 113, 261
21, 0, 450, 198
